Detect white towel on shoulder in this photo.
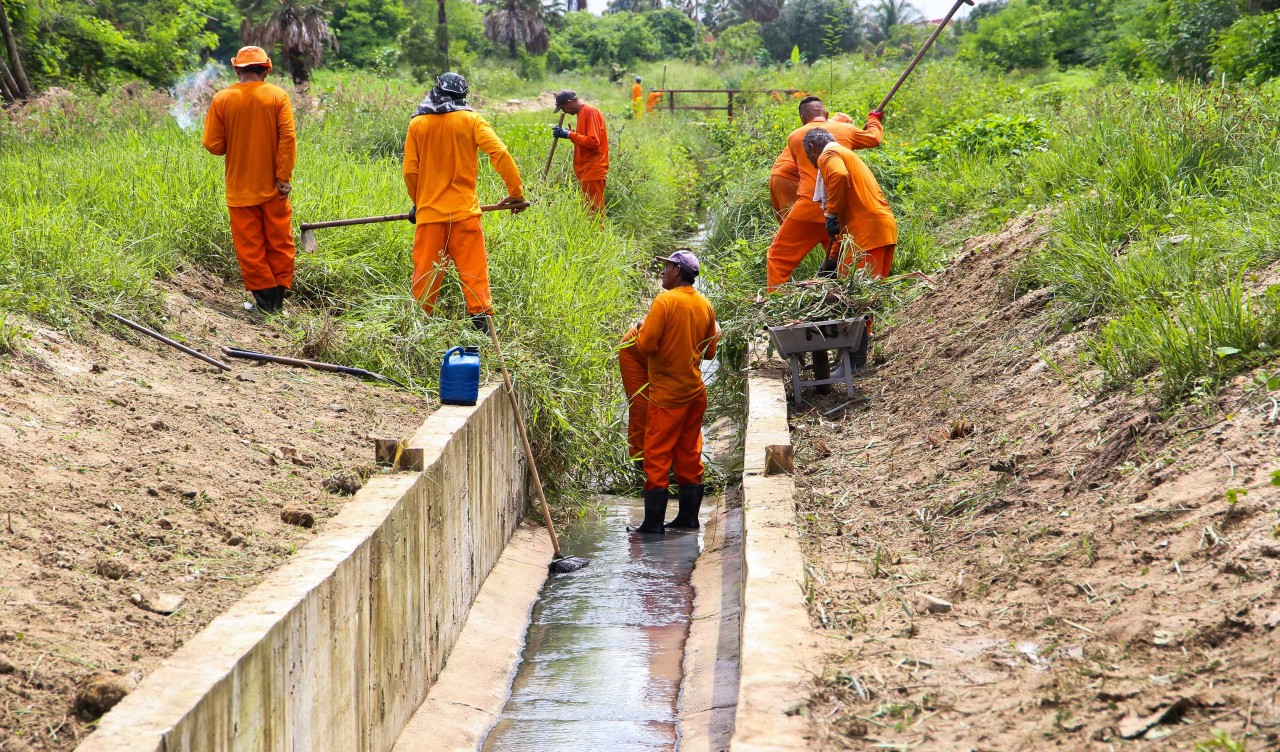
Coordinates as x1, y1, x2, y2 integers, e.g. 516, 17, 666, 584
811, 141, 843, 211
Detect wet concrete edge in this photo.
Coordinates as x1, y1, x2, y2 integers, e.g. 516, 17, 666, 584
393, 521, 554, 752
77, 383, 527, 752
729, 360, 822, 751
677, 489, 743, 752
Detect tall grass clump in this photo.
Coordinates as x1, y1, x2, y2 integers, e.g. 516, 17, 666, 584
0, 69, 701, 494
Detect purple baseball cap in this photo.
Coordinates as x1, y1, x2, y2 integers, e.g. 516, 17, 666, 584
656, 249, 700, 277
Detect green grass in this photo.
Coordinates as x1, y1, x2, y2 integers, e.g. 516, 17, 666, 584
0, 69, 701, 494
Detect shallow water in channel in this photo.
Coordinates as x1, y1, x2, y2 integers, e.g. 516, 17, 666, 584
480, 498, 706, 752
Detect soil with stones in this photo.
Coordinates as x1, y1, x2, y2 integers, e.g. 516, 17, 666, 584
784, 214, 1280, 750
0, 271, 433, 750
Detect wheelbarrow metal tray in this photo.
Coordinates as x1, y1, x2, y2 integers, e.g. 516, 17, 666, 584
766, 317, 866, 357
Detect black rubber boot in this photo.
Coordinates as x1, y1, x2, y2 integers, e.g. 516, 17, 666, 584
627, 488, 668, 534
250, 288, 274, 313
271, 286, 287, 313
470, 313, 491, 335
666, 484, 704, 530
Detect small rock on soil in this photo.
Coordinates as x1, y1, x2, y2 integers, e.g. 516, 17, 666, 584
73, 673, 129, 719
94, 559, 130, 581
280, 507, 315, 528
130, 590, 185, 615
322, 470, 362, 496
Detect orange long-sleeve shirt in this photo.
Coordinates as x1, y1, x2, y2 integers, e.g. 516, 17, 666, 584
817, 143, 897, 251
770, 146, 800, 182
202, 81, 296, 208
632, 83, 643, 103
569, 103, 609, 182
786, 117, 882, 224
634, 285, 717, 408
403, 110, 523, 224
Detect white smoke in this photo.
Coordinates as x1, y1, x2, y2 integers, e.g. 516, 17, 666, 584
170, 62, 224, 131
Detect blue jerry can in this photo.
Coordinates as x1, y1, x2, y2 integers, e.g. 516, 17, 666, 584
440, 346, 481, 405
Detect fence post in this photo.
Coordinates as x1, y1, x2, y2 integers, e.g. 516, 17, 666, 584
727, 90, 735, 120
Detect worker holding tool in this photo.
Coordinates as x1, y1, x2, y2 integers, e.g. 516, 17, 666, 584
628, 250, 719, 535
618, 323, 648, 474
805, 128, 898, 279
631, 76, 644, 119
765, 97, 884, 291
202, 46, 297, 315
404, 72, 525, 334
768, 110, 854, 221
551, 90, 609, 214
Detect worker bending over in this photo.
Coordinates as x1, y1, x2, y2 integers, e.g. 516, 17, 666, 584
628, 250, 719, 535
805, 128, 898, 279
631, 76, 644, 119
766, 97, 884, 291
769, 111, 853, 221
618, 324, 648, 474
403, 73, 525, 334
551, 90, 610, 214
202, 46, 297, 315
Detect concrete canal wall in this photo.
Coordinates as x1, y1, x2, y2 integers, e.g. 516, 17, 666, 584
77, 383, 527, 752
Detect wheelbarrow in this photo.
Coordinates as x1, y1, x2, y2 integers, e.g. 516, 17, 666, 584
766, 317, 867, 405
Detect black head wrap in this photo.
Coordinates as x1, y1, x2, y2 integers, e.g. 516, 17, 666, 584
414, 72, 473, 116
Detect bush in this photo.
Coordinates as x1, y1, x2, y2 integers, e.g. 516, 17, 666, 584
905, 113, 1051, 163
760, 0, 863, 62
714, 21, 765, 65
1212, 10, 1280, 83
959, 0, 1061, 70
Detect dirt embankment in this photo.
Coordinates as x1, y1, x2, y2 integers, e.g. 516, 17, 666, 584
0, 273, 431, 751
791, 214, 1279, 750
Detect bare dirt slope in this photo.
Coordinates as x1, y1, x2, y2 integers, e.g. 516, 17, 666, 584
0, 272, 432, 751
789, 214, 1280, 750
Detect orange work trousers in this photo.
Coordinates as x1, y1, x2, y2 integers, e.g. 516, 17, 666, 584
768, 175, 799, 223
836, 242, 895, 280
228, 196, 295, 291
765, 215, 831, 291
643, 392, 706, 491
411, 216, 492, 315
618, 341, 649, 461
580, 179, 606, 214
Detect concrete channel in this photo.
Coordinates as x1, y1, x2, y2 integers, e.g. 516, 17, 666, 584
76, 357, 815, 752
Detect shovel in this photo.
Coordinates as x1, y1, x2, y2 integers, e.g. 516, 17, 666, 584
299, 200, 531, 253
540, 112, 566, 182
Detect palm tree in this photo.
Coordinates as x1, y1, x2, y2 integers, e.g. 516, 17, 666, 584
0, 0, 33, 102
240, 1, 338, 86
483, 0, 549, 56
868, 0, 920, 43
436, 0, 450, 70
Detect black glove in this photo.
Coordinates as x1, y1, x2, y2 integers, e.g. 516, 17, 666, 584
552, 126, 571, 139
407, 206, 417, 223
819, 256, 838, 278
825, 214, 841, 241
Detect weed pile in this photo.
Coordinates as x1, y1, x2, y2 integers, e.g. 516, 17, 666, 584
0, 70, 700, 493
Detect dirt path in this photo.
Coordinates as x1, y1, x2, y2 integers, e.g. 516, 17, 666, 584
0, 272, 432, 751
789, 215, 1280, 750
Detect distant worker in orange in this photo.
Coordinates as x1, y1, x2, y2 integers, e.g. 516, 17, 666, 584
202, 46, 297, 315
404, 72, 525, 334
769, 110, 853, 221
618, 324, 648, 474
805, 128, 897, 279
645, 90, 664, 113
628, 250, 719, 535
766, 97, 884, 291
551, 90, 609, 214
631, 76, 644, 118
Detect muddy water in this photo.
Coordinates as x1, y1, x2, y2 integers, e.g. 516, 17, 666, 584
480, 499, 705, 752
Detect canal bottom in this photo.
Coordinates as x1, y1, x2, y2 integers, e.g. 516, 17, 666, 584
480, 498, 707, 752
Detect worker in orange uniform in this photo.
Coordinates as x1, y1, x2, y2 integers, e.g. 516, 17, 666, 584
768, 111, 854, 222
618, 324, 648, 474
805, 128, 897, 279
765, 97, 884, 291
552, 90, 609, 214
628, 250, 719, 535
631, 76, 643, 119
404, 73, 525, 334
202, 46, 296, 315
645, 90, 664, 113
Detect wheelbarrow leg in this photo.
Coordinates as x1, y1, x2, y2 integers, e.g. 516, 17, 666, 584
840, 347, 855, 398
787, 355, 804, 406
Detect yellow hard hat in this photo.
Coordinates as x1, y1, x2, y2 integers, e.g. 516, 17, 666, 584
231, 46, 273, 71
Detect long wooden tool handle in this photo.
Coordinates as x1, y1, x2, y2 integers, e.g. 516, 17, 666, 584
487, 315, 563, 558
876, 0, 974, 113
108, 313, 232, 371
541, 113, 567, 181
222, 347, 340, 373
300, 202, 531, 231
